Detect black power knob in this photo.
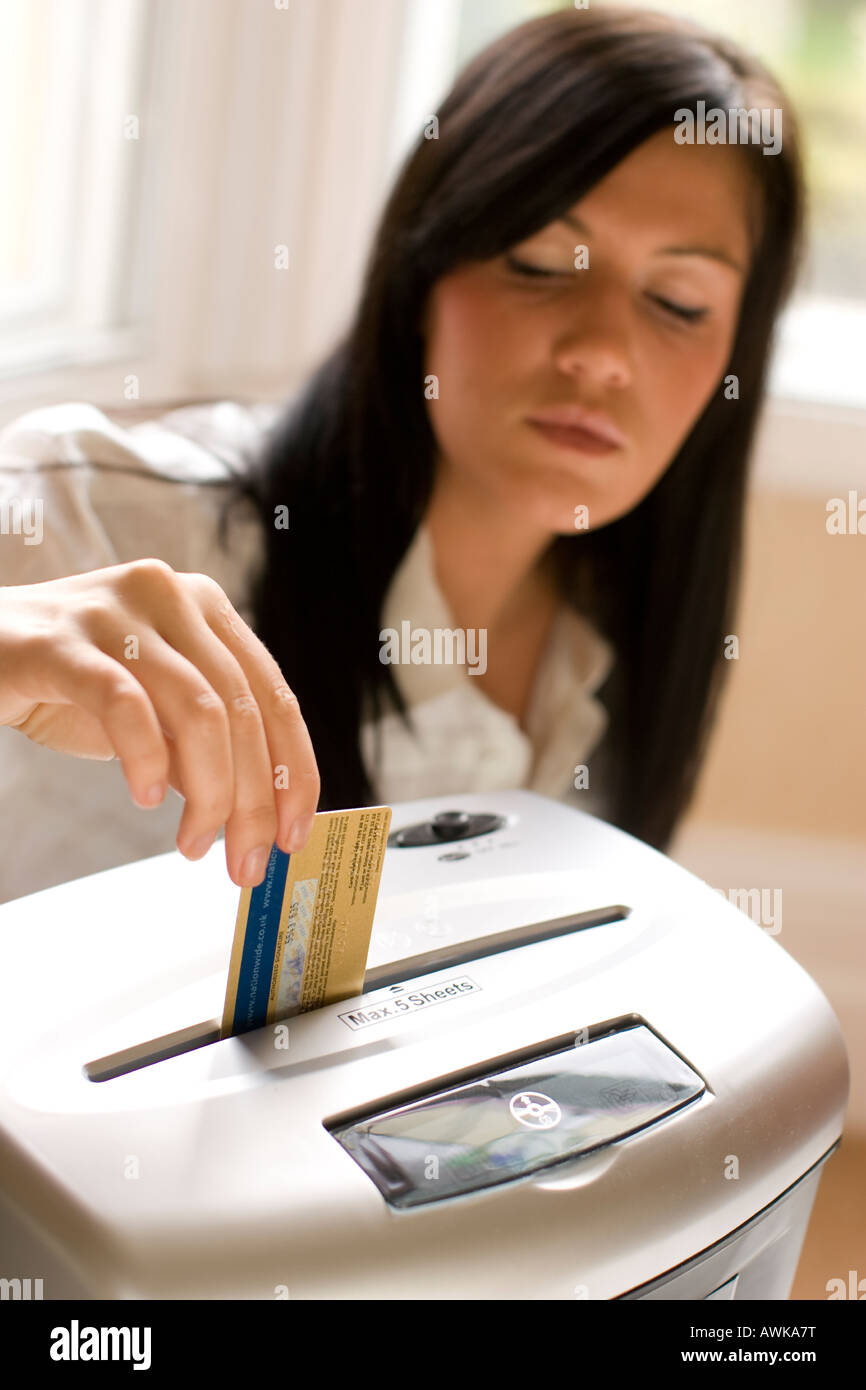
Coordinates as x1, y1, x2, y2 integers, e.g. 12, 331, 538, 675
387, 808, 507, 848
432, 810, 471, 837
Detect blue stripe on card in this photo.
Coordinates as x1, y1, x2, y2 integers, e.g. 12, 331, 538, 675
231, 844, 290, 1034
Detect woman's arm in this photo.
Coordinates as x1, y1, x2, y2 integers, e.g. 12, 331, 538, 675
0, 401, 317, 892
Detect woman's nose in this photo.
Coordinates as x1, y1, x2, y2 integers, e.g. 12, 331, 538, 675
550, 282, 634, 389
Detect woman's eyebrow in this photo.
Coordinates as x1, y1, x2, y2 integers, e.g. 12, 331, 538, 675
559, 211, 745, 274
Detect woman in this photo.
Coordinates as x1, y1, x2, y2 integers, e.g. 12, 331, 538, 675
0, 5, 804, 896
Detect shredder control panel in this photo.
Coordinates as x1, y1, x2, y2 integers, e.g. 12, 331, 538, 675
329, 1024, 705, 1207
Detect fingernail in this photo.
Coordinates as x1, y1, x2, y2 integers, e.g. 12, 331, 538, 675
240, 845, 270, 884
187, 830, 216, 859
183, 834, 214, 856
140, 782, 166, 807
288, 813, 314, 852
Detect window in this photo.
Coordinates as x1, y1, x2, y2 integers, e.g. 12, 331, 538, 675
0, 0, 410, 423
0, 0, 151, 376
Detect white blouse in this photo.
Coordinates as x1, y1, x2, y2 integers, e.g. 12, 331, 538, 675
0, 398, 615, 903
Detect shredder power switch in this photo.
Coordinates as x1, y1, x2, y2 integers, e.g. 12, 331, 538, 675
388, 809, 507, 848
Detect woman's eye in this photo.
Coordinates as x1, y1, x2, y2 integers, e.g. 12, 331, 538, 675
505, 253, 567, 279
650, 294, 708, 323
505, 255, 709, 323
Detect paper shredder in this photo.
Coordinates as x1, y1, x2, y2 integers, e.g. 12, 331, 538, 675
0, 790, 849, 1299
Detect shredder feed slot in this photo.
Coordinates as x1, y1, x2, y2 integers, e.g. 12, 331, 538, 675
84, 903, 630, 1083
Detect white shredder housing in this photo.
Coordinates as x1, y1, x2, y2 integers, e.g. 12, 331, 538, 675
0, 790, 849, 1299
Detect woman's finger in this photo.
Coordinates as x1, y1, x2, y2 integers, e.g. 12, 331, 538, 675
148, 602, 283, 886
184, 575, 321, 855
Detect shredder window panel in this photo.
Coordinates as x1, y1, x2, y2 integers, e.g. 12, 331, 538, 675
329, 1024, 705, 1207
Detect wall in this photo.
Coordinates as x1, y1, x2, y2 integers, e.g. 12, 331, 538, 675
670, 468, 866, 1133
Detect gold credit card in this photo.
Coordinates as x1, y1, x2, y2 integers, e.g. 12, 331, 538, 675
220, 806, 392, 1038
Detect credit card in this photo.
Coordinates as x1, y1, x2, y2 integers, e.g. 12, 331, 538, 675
220, 806, 392, 1038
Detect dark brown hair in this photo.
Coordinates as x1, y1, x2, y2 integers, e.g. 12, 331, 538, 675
223, 4, 806, 850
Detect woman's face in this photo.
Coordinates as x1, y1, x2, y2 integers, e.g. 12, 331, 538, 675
422, 128, 759, 533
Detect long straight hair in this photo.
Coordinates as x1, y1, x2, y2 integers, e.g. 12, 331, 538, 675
221, 4, 806, 851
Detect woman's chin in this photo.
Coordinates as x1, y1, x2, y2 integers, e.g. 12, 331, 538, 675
498, 468, 618, 534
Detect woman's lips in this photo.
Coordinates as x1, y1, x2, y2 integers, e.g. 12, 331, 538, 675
527, 419, 623, 456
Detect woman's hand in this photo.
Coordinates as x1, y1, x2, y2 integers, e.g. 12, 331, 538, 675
0, 558, 320, 886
